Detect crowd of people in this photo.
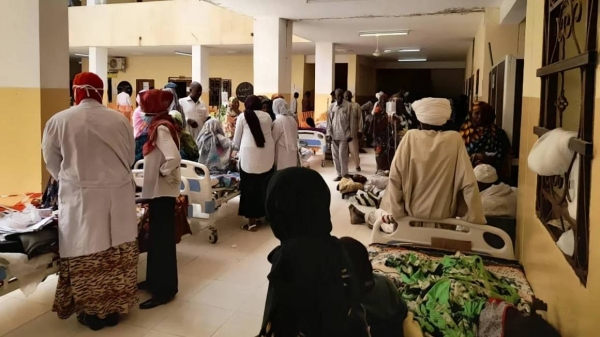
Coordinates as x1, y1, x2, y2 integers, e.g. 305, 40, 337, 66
41, 70, 517, 334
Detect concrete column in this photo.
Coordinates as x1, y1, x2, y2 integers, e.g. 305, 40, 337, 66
89, 47, 108, 95
0, 0, 69, 194
192, 45, 209, 104
315, 42, 335, 120
253, 17, 293, 101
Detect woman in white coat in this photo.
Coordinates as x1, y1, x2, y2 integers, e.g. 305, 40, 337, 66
272, 98, 299, 170
139, 89, 182, 310
42, 72, 138, 331
233, 95, 275, 231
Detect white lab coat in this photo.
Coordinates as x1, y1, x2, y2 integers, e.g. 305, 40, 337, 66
272, 114, 299, 170
42, 99, 138, 258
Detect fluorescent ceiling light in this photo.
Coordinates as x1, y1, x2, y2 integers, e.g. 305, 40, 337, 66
398, 58, 427, 62
384, 48, 421, 53
175, 51, 192, 56
75, 53, 89, 57
359, 30, 409, 37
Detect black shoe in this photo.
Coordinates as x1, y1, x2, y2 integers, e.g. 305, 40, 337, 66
333, 176, 342, 182
139, 297, 174, 310
359, 149, 367, 154
103, 313, 120, 327
77, 313, 105, 331
356, 167, 362, 172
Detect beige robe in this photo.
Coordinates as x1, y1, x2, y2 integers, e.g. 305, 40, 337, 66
379, 130, 486, 224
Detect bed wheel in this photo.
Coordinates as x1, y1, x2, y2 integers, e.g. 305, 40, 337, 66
208, 233, 218, 244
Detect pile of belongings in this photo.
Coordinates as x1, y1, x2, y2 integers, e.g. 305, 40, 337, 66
337, 174, 368, 197
1, 178, 59, 257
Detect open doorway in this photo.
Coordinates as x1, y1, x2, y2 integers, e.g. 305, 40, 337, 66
168, 77, 191, 100
335, 63, 348, 90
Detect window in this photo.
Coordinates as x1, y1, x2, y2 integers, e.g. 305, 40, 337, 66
535, 0, 597, 284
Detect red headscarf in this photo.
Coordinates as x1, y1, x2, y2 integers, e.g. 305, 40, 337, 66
73, 72, 104, 105
140, 89, 181, 156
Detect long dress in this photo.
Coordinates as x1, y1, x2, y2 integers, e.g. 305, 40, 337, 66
369, 107, 393, 171
42, 99, 138, 319
272, 114, 299, 170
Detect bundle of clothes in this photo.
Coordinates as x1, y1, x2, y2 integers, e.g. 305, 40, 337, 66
0, 178, 60, 295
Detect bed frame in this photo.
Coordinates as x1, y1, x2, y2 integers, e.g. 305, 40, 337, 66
132, 160, 240, 244
298, 130, 327, 167
370, 217, 516, 261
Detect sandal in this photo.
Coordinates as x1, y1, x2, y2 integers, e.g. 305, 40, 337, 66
241, 223, 258, 232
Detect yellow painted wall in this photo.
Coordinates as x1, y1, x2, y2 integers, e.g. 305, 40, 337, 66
291, 55, 306, 97
303, 63, 315, 96
466, 8, 522, 102
69, 0, 254, 47
517, 1, 600, 335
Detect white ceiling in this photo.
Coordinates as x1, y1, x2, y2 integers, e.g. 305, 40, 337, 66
206, 0, 503, 61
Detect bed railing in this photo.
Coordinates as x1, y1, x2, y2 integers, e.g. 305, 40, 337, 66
370, 217, 516, 261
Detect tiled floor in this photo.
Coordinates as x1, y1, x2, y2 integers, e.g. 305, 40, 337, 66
0, 152, 375, 337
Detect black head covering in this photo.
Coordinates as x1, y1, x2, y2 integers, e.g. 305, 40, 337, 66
266, 167, 332, 242
244, 95, 266, 147
261, 98, 276, 121
260, 167, 366, 337
340, 237, 374, 293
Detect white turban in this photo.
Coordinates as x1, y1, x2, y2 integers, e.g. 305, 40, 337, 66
528, 128, 577, 176
411, 98, 451, 126
474, 164, 498, 184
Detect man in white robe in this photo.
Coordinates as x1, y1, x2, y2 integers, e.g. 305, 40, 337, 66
345, 90, 363, 172
379, 97, 486, 227
179, 81, 208, 141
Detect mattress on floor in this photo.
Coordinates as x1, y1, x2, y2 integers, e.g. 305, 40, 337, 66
210, 172, 240, 189
368, 244, 534, 337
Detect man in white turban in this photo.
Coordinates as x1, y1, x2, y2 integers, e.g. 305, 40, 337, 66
379, 97, 486, 230
474, 164, 517, 217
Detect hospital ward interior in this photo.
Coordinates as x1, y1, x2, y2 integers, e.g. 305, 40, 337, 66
1, 0, 600, 336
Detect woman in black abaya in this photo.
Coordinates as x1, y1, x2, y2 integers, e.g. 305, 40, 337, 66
259, 167, 369, 337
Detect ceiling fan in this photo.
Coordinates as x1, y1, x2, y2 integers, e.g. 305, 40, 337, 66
373, 36, 381, 57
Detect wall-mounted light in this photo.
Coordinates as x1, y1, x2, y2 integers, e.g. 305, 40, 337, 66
359, 30, 409, 37
174, 51, 192, 56
398, 58, 427, 62
75, 53, 89, 57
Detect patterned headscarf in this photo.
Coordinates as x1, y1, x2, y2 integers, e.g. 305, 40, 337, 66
73, 72, 103, 105
140, 90, 180, 156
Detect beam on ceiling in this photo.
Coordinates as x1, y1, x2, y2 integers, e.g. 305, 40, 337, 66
500, 0, 527, 24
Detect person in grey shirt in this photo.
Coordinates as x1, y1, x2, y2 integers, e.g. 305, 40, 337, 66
327, 89, 353, 181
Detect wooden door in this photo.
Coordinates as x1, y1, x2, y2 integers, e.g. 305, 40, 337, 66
135, 79, 155, 102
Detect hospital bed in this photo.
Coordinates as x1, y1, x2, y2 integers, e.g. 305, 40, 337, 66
298, 130, 328, 167
0, 253, 59, 297
133, 160, 241, 244
368, 217, 534, 335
